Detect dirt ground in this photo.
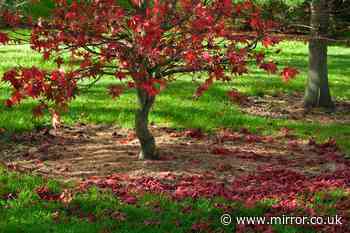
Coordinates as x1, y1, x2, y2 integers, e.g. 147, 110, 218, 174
241, 92, 350, 124
0, 122, 348, 184
1, 92, 349, 184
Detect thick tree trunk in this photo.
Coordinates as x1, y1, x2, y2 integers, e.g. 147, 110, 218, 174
304, 0, 335, 110
135, 87, 159, 160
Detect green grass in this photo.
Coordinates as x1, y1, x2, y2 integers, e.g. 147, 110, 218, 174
1, 39, 349, 231
2, 165, 344, 233
1, 41, 350, 154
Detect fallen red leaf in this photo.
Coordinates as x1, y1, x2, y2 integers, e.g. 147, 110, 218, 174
211, 147, 233, 155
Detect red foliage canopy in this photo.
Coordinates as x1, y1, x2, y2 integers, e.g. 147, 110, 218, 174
1, 0, 298, 113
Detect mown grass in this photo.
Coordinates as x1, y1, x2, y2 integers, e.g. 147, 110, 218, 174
2, 166, 347, 233
0, 40, 349, 232
0, 41, 350, 154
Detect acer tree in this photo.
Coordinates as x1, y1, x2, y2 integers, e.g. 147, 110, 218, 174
2, 0, 297, 160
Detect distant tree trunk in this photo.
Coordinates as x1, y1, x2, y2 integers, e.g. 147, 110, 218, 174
304, 0, 335, 110
329, 0, 337, 37
135, 87, 159, 160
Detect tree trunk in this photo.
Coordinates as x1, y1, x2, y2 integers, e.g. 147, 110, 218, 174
304, 0, 335, 110
135, 87, 159, 160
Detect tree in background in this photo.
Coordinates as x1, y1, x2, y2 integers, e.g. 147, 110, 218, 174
255, 0, 350, 111
328, 0, 350, 38
304, 0, 334, 110
255, 0, 350, 37
2, 0, 297, 160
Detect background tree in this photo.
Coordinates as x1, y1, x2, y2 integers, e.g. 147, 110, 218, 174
256, 0, 349, 110
2, 0, 297, 160
255, 0, 350, 38
304, 0, 334, 110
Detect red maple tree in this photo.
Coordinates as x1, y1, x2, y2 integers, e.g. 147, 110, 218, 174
1, 0, 298, 160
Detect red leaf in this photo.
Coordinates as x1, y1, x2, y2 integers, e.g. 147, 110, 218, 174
262, 36, 280, 48
0, 32, 9, 44
255, 52, 265, 64
36, 186, 61, 201
32, 104, 47, 118
281, 67, 299, 82
184, 51, 197, 64
184, 129, 204, 139
260, 62, 277, 74
245, 134, 263, 143
122, 195, 138, 205
191, 221, 210, 232
194, 78, 213, 98
65, 12, 77, 20
115, 71, 126, 80
111, 211, 127, 221
108, 85, 124, 99
227, 90, 247, 104
211, 147, 232, 155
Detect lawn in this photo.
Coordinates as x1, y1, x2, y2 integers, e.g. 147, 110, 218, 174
0, 40, 350, 233
1, 41, 350, 154
0, 164, 348, 233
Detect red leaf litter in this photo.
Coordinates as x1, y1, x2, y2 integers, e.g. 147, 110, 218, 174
36, 186, 61, 201
76, 136, 349, 233
4, 125, 350, 232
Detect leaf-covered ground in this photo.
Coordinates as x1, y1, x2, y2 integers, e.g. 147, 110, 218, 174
1, 124, 349, 232
1, 124, 349, 181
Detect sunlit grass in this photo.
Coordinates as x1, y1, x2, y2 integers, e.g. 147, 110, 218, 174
1, 166, 341, 233
0, 41, 350, 154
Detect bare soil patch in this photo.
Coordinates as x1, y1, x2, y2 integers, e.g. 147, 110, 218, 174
0, 123, 348, 184
241, 92, 350, 124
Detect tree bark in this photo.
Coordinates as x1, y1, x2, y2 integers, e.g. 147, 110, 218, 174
135, 87, 159, 160
304, 0, 335, 111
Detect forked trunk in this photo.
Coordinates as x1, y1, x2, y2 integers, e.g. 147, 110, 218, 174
135, 87, 159, 160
